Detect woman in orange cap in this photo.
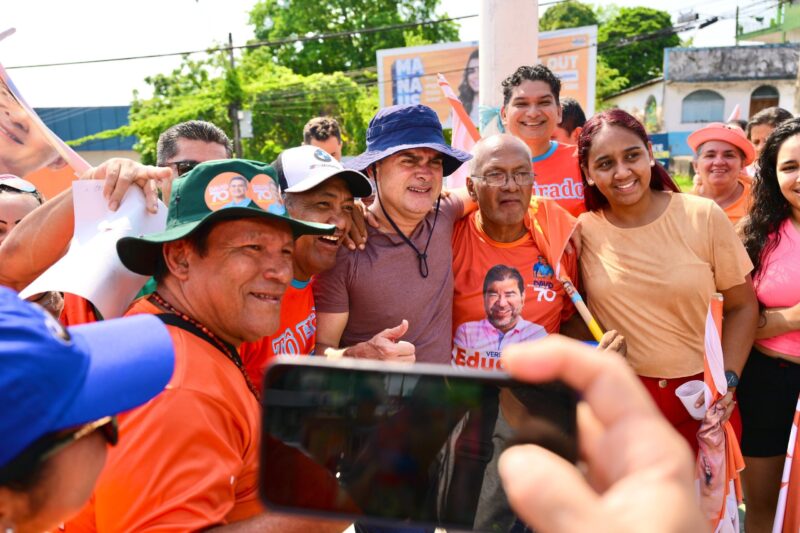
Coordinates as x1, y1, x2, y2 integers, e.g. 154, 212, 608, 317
689, 122, 756, 225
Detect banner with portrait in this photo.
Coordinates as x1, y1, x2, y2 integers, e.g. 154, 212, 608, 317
0, 63, 89, 200
376, 25, 598, 128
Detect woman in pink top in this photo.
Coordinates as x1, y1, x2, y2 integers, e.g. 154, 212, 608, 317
739, 117, 800, 532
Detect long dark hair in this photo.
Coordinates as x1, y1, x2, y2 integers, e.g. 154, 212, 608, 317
458, 49, 479, 116
577, 109, 679, 211
741, 117, 800, 279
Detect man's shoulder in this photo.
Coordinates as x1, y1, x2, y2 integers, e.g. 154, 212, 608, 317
538, 142, 579, 166
438, 192, 465, 221
456, 318, 491, 336
452, 210, 477, 242
125, 296, 159, 317
516, 317, 546, 333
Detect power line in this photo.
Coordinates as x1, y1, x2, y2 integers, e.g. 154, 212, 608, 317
251, 9, 755, 112
6, 14, 477, 70
51, 0, 774, 126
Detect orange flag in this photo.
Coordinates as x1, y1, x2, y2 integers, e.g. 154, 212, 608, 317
774, 395, 800, 532
528, 196, 603, 341
698, 294, 744, 533
437, 73, 480, 189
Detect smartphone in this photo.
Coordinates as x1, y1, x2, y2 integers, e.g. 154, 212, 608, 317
260, 357, 578, 532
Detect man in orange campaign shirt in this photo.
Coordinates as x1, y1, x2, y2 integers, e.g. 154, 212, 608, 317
453, 135, 617, 371
65, 159, 344, 532
240, 145, 372, 390
500, 65, 585, 217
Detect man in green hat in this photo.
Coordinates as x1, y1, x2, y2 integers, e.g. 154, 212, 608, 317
66, 159, 343, 532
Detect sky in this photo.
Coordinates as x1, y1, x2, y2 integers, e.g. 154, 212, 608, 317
2, 0, 752, 108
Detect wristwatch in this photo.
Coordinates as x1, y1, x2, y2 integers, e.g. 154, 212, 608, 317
725, 370, 740, 388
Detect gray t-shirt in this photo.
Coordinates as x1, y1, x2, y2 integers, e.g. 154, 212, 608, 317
314, 195, 464, 364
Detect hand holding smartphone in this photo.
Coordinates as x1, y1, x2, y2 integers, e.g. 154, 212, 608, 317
259, 358, 578, 532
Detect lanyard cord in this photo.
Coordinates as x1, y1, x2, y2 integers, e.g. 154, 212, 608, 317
372, 164, 441, 278
151, 293, 260, 400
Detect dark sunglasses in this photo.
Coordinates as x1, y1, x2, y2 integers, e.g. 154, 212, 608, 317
0, 416, 118, 484
162, 160, 200, 177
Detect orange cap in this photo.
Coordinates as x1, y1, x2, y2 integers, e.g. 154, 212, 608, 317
688, 122, 756, 166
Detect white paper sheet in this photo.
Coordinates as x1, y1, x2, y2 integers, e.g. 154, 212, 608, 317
20, 181, 167, 318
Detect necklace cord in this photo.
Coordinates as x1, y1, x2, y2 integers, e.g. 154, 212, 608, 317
150, 292, 260, 400
373, 164, 441, 278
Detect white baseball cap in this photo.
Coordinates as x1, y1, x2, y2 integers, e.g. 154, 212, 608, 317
274, 145, 373, 198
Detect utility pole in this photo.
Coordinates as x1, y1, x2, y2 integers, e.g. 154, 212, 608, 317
228, 32, 243, 158
479, 0, 539, 136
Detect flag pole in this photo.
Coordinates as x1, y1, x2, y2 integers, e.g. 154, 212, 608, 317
562, 279, 603, 342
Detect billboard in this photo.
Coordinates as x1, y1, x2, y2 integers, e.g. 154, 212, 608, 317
376, 25, 598, 127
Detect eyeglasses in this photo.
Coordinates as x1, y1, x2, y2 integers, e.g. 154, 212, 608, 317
162, 160, 200, 177
471, 170, 535, 187
0, 416, 118, 484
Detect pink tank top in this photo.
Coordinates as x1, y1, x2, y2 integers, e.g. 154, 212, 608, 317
755, 218, 800, 357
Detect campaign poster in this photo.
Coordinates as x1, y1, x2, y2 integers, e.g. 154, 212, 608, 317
452, 261, 568, 371
0, 63, 89, 200
377, 41, 479, 129
376, 25, 598, 127
538, 25, 597, 116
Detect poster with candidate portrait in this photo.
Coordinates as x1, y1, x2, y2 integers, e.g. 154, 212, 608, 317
0, 63, 89, 200
376, 25, 598, 127
452, 264, 549, 371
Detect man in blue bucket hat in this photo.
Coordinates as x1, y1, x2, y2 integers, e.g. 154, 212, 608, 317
314, 104, 473, 364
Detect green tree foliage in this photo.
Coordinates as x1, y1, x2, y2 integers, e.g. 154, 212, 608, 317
595, 56, 628, 109
538, 3, 676, 95
73, 53, 377, 165
247, 0, 459, 75
539, 1, 598, 31
599, 7, 679, 87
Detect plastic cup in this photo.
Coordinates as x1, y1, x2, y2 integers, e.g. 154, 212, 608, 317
675, 380, 708, 420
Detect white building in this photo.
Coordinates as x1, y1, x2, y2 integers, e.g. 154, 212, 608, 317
604, 43, 799, 162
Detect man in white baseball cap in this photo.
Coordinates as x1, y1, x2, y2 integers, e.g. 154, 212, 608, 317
240, 145, 372, 388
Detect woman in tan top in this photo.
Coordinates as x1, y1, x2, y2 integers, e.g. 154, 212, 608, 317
576, 109, 758, 452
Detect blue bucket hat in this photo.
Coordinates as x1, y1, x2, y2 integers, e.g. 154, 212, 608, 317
347, 104, 472, 176
0, 287, 175, 469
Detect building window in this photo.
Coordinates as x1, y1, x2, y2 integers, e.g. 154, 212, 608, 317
750, 85, 779, 117
681, 90, 724, 123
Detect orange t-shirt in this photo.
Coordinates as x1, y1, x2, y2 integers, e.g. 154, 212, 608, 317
241, 279, 316, 391
531, 141, 586, 217
65, 298, 263, 532
723, 178, 752, 226
692, 176, 752, 226
59, 293, 98, 326
451, 210, 578, 370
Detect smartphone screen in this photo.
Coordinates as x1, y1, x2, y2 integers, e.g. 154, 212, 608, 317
260, 359, 578, 532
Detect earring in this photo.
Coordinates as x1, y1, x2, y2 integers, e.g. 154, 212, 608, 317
650, 160, 655, 167
586, 180, 595, 186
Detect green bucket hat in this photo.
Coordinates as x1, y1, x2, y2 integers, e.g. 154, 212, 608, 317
117, 159, 334, 276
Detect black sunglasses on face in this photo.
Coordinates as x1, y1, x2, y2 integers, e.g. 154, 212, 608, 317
162, 160, 200, 177
0, 416, 118, 484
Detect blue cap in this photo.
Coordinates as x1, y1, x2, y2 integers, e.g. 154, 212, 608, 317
347, 104, 472, 176
0, 287, 175, 467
